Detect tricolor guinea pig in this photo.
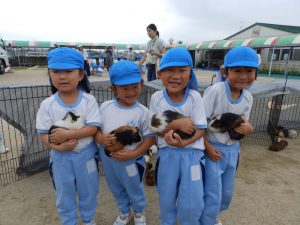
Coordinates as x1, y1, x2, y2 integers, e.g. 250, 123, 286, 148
104, 125, 142, 156
208, 113, 245, 141
149, 110, 195, 139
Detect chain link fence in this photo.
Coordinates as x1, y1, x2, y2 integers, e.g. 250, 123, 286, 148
1, 82, 300, 185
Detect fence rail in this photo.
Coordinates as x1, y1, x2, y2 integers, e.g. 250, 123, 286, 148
0, 84, 299, 185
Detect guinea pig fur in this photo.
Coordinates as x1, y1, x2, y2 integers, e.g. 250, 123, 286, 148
105, 125, 142, 154
268, 137, 288, 151
149, 110, 195, 139
208, 113, 245, 141
48, 111, 84, 142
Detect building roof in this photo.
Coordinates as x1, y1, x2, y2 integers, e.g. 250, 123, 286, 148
225, 22, 300, 40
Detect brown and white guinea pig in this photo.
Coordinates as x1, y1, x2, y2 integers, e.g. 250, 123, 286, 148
149, 110, 196, 139
268, 136, 288, 151
208, 113, 245, 141
48, 111, 84, 142
105, 125, 142, 155
144, 146, 157, 186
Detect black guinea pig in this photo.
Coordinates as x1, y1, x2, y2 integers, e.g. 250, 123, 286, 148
149, 110, 195, 139
208, 112, 245, 141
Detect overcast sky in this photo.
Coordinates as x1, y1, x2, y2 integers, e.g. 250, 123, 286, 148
1, 0, 299, 45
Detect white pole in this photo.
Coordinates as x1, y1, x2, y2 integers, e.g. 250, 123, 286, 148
268, 46, 275, 76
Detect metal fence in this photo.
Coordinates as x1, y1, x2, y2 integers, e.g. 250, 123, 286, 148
0, 84, 300, 185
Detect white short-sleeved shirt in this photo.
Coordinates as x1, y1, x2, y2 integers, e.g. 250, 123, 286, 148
149, 88, 207, 150
203, 80, 253, 145
145, 36, 165, 64
99, 100, 153, 150
36, 91, 100, 151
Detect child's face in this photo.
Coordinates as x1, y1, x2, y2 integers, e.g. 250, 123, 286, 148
50, 69, 84, 94
157, 66, 191, 96
111, 82, 143, 107
226, 67, 256, 91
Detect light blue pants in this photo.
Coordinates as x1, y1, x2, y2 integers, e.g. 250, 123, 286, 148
156, 147, 205, 225
50, 143, 99, 225
99, 146, 146, 215
200, 142, 240, 225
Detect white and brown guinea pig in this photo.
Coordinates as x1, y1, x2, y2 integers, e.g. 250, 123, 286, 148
208, 113, 245, 141
149, 110, 195, 139
48, 111, 84, 143
105, 125, 142, 154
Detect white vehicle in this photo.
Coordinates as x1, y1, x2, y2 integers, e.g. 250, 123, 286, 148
0, 38, 10, 74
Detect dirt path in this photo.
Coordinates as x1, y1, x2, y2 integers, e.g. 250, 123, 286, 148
0, 139, 299, 225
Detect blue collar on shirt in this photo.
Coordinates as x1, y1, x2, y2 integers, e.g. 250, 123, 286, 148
224, 80, 244, 104
163, 88, 190, 107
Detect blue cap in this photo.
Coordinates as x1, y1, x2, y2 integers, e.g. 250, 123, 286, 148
48, 47, 84, 70
224, 46, 259, 68
159, 47, 198, 90
109, 61, 142, 85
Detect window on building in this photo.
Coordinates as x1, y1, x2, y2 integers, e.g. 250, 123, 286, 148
292, 48, 300, 61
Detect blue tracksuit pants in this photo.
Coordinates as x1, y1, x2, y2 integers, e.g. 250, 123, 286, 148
99, 146, 146, 215
200, 142, 240, 225
156, 147, 205, 225
50, 143, 99, 225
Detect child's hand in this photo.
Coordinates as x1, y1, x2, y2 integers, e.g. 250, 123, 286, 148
54, 139, 77, 152
110, 148, 135, 161
234, 121, 253, 136
173, 118, 196, 134
164, 130, 184, 148
205, 145, 222, 161
49, 128, 70, 144
95, 131, 116, 147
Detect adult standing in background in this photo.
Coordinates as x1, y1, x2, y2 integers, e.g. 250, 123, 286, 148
77, 45, 91, 76
138, 23, 166, 81
215, 65, 226, 83
127, 47, 135, 61
105, 46, 114, 71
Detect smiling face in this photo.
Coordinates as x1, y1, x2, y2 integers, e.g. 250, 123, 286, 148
112, 82, 143, 107
50, 69, 84, 94
226, 67, 256, 93
157, 66, 191, 99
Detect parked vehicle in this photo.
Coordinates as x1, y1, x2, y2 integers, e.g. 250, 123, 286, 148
0, 38, 10, 74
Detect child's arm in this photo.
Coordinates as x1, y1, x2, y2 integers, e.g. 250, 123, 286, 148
165, 118, 196, 135
204, 135, 222, 161
94, 129, 116, 147
234, 120, 253, 136
39, 133, 77, 152
110, 137, 156, 161
49, 126, 98, 144
164, 128, 204, 148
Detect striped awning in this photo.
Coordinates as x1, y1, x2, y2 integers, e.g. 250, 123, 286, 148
4, 40, 145, 50
189, 34, 300, 50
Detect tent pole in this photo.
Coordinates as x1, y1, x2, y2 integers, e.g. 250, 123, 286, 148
268, 45, 275, 77
283, 47, 292, 92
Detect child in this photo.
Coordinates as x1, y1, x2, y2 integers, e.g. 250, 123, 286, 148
200, 46, 258, 225
36, 47, 100, 225
149, 47, 207, 225
95, 61, 155, 225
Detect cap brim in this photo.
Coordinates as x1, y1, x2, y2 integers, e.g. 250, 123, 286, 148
159, 61, 190, 71
113, 77, 142, 85
48, 62, 82, 70
227, 61, 259, 68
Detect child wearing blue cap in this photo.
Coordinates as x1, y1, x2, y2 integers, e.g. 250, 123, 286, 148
95, 61, 155, 225
200, 46, 258, 225
149, 47, 207, 225
36, 47, 100, 225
